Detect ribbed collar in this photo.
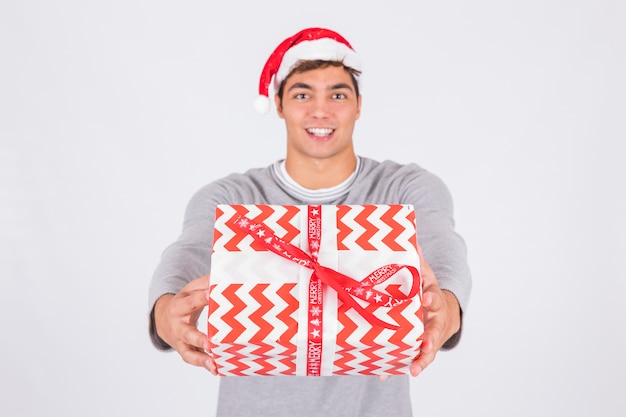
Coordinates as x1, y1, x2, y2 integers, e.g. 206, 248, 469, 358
272, 156, 361, 203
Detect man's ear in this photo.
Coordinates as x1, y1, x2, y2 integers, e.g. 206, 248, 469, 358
274, 94, 284, 118
356, 94, 362, 120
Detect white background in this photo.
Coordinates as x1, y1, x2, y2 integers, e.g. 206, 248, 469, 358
1, 1, 625, 416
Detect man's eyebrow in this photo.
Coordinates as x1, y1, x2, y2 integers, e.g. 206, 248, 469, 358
287, 82, 354, 92
330, 83, 354, 91
287, 82, 312, 92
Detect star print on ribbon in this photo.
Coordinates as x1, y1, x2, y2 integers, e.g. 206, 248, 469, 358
233, 205, 421, 376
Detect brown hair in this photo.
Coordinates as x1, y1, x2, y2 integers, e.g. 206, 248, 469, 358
276, 60, 361, 106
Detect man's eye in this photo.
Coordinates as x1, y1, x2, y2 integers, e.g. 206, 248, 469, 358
295, 93, 308, 99
333, 93, 347, 99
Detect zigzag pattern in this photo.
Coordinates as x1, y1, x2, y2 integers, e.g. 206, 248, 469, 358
220, 344, 250, 376
332, 293, 422, 375
335, 303, 386, 375
386, 283, 422, 372
217, 205, 253, 252
354, 300, 386, 374
406, 209, 418, 251
246, 205, 275, 252
384, 292, 417, 373
208, 282, 299, 376
336, 205, 353, 251
246, 284, 277, 375
212, 206, 224, 252
333, 300, 359, 375
380, 205, 404, 251
275, 205, 301, 245
214, 204, 302, 252
275, 284, 298, 375
354, 205, 378, 250
207, 283, 220, 348
248, 284, 273, 344
220, 284, 247, 343
337, 204, 417, 251
215, 204, 417, 252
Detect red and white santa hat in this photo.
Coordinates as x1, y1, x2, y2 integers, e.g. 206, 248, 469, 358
253, 27, 362, 115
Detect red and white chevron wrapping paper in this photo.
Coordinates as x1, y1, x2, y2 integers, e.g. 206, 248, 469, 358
207, 204, 423, 376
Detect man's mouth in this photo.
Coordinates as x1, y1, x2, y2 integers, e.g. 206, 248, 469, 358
306, 128, 334, 137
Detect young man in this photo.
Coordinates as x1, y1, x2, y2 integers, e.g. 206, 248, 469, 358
149, 27, 471, 416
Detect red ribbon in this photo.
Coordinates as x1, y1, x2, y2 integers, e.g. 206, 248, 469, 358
233, 206, 421, 375
306, 206, 323, 375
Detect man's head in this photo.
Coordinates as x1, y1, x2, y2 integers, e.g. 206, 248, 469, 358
254, 28, 362, 115
272, 59, 362, 188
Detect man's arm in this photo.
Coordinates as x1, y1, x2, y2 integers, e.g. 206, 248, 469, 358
401, 166, 471, 364
151, 275, 217, 374
410, 245, 462, 377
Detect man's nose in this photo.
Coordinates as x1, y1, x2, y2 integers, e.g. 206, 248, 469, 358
310, 98, 329, 118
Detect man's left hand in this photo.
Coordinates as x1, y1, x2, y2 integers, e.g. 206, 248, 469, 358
409, 245, 461, 377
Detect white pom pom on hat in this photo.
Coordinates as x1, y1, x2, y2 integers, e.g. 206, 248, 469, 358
253, 95, 271, 115
254, 27, 362, 115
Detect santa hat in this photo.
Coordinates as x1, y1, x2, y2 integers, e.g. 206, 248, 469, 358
253, 27, 362, 115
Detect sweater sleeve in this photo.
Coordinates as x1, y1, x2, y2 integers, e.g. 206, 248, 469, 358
147, 184, 220, 350
401, 165, 472, 349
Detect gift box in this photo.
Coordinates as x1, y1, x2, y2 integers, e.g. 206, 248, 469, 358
207, 204, 423, 376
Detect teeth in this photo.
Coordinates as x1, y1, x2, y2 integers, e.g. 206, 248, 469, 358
307, 128, 333, 136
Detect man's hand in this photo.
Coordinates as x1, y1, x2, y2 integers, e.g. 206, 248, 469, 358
153, 275, 217, 374
409, 246, 461, 377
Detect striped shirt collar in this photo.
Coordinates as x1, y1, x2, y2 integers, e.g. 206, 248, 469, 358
272, 156, 361, 203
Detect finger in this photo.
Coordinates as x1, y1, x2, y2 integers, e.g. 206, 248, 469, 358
205, 356, 218, 375
410, 337, 436, 377
423, 290, 445, 312
422, 291, 434, 309
422, 300, 446, 343
416, 244, 432, 272
418, 262, 435, 292
170, 289, 209, 317
182, 326, 210, 352
410, 351, 436, 377
421, 264, 436, 286
179, 345, 214, 371
182, 274, 211, 292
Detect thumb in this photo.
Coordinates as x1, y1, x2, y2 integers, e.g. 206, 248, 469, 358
184, 274, 211, 292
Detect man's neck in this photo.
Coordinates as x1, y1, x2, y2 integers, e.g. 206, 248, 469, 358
284, 154, 358, 190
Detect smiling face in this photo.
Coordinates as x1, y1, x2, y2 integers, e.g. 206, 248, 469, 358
275, 64, 362, 179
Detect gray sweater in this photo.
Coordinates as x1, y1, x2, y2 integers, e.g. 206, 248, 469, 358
148, 157, 471, 417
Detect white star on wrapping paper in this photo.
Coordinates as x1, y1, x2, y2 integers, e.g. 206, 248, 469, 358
374, 293, 383, 303
311, 208, 320, 216
311, 328, 320, 338
310, 306, 321, 316
256, 229, 265, 238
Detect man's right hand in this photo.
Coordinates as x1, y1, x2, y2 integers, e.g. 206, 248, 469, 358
153, 274, 217, 374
